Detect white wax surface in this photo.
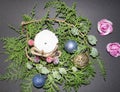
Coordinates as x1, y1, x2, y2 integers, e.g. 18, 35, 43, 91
34, 29, 58, 53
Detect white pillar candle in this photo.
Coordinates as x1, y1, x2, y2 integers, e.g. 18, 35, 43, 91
34, 29, 58, 53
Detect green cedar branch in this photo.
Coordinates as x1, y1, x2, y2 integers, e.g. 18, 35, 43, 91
21, 18, 84, 37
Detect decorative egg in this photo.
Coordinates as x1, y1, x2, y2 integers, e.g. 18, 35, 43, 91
32, 74, 46, 88
64, 40, 78, 53
73, 53, 89, 68
34, 30, 58, 53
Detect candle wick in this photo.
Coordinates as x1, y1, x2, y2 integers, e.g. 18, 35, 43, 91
44, 42, 47, 45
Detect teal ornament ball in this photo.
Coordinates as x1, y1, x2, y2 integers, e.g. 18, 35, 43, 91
64, 40, 78, 53
32, 74, 46, 88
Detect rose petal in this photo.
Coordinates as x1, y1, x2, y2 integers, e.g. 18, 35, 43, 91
106, 42, 120, 57
102, 19, 113, 25
109, 50, 120, 57
106, 43, 112, 52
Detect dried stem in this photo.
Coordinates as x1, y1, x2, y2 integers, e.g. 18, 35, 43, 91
21, 18, 73, 26
21, 18, 84, 37
25, 47, 33, 62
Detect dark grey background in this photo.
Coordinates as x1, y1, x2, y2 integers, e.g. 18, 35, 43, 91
0, 0, 120, 92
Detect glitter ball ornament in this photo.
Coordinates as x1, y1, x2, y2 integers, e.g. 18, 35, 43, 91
64, 40, 78, 53
73, 53, 89, 68
32, 74, 46, 88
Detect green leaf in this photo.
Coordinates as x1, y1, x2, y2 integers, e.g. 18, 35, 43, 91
90, 47, 99, 58
87, 35, 97, 45
26, 62, 33, 70
23, 14, 32, 21
76, 45, 88, 53
52, 71, 61, 80
30, 3, 37, 18
41, 67, 50, 74
71, 27, 79, 36
21, 75, 33, 92
97, 58, 106, 80
36, 64, 43, 71
0, 61, 25, 80
72, 67, 78, 72
8, 25, 20, 34
59, 68, 67, 74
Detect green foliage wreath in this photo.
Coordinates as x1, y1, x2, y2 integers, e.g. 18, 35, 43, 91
0, 0, 106, 92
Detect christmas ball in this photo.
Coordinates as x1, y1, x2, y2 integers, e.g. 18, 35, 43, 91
32, 74, 46, 88
64, 40, 78, 53
73, 53, 89, 68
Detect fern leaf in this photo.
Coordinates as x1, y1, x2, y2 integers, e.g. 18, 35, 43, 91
21, 75, 33, 92
97, 58, 106, 80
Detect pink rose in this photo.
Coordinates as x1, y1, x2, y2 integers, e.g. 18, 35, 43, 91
106, 42, 120, 57
28, 39, 34, 46
98, 19, 113, 35
46, 56, 53, 63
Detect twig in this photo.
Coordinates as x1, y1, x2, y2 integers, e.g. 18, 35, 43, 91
21, 18, 84, 37
21, 18, 74, 27
25, 47, 33, 62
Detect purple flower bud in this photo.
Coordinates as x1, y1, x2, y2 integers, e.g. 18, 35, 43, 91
53, 57, 59, 65
34, 56, 40, 63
